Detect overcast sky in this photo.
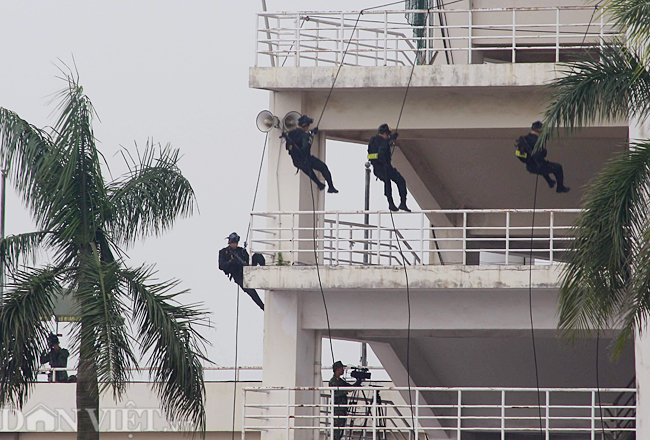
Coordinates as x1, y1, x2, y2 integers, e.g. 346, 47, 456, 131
0, 0, 420, 380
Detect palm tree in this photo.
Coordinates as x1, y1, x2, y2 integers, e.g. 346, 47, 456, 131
540, 0, 650, 353
0, 72, 208, 439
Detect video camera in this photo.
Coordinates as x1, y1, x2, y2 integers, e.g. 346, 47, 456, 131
350, 367, 371, 382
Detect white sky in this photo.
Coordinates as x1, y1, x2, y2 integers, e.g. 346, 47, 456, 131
0, 0, 419, 381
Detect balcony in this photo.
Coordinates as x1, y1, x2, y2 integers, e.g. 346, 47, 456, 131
248, 209, 579, 267
243, 386, 636, 440
255, 6, 618, 68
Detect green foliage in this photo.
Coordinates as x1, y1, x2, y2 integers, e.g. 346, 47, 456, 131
541, 0, 650, 355
0, 73, 208, 435
276, 252, 290, 266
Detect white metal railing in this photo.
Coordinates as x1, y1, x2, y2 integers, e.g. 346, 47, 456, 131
242, 386, 636, 440
255, 7, 619, 67
248, 209, 580, 266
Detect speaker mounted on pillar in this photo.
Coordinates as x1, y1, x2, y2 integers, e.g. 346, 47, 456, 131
255, 110, 280, 133
282, 111, 302, 132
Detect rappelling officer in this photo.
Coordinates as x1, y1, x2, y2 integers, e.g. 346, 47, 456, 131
516, 121, 570, 193
368, 123, 410, 211
218, 232, 265, 310
283, 115, 338, 193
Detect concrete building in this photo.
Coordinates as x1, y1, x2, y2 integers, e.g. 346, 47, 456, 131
1, 3, 642, 439
244, 2, 637, 439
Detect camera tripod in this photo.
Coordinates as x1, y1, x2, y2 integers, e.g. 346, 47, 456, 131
345, 387, 388, 440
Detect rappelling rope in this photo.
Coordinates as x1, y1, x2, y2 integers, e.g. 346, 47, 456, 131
230, 131, 267, 439
527, 175, 544, 439
311, 1, 408, 369
230, 287, 241, 440
387, 8, 430, 435
245, 132, 269, 248
316, 12, 364, 128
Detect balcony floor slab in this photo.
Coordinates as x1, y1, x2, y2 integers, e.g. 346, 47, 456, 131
245, 264, 560, 290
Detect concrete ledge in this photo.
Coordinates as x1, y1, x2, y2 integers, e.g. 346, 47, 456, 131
245, 265, 561, 290
249, 63, 561, 91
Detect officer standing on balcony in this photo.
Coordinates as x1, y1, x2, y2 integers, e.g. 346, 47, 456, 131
283, 115, 339, 193
368, 124, 410, 211
218, 232, 265, 310
40, 333, 70, 383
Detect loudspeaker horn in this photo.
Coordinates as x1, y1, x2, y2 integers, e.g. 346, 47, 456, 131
282, 111, 302, 132
256, 110, 278, 133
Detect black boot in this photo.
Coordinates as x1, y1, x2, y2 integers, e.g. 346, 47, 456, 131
388, 201, 399, 211
398, 201, 411, 212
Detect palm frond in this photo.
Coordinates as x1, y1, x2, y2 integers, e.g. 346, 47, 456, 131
0, 108, 56, 211
603, 0, 650, 47
0, 267, 61, 407
0, 231, 50, 273
120, 265, 209, 435
541, 43, 650, 144
107, 142, 196, 246
558, 141, 650, 350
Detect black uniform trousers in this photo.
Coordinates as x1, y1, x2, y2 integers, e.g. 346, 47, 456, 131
372, 162, 407, 204
231, 271, 265, 311
527, 160, 565, 188
292, 155, 334, 189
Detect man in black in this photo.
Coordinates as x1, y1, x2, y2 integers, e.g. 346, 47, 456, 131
218, 232, 265, 310
40, 333, 70, 383
519, 121, 570, 193
328, 361, 362, 440
368, 123, 410, 211
284, 114, 338, 193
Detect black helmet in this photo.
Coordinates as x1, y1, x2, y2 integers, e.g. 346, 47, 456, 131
298, 115, 314, 126
378, 123, 392, 135
531, 121, 543, 131
227, 232, 240, 244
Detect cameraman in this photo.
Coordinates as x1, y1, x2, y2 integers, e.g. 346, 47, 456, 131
40, 333, 69, 383
329, 361, 362, 440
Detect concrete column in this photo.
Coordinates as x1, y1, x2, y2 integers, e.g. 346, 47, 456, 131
636, 330, 650, 437
262, 290, 321, 440
266, 91, 325, 265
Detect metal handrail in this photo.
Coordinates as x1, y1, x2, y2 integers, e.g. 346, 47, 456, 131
255, 7, 620, 67
242, 386, 636, 440
249, 209, 580, 266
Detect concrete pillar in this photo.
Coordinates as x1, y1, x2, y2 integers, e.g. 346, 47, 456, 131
636, 330, 650, 437
265, 91, 325, 265
262, 290, 321, 440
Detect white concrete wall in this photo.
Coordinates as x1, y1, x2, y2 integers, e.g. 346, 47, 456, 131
0, 382, 257, 434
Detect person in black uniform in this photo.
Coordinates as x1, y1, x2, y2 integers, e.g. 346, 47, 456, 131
518, 121, 570, 193
218, 232, 265, 310
368, 124, 410, 211
328, 361, 362, 440
284, 115, 338, 193
40, 333, 70, 383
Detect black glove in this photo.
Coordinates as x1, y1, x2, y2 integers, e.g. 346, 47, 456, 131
390, 132, 399, 141
311, 127, 319, 136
